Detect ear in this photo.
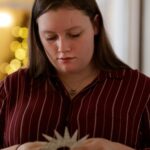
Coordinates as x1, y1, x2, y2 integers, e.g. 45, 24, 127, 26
93, 14, 99, 35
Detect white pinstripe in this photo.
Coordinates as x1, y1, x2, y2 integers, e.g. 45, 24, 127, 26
93, 79, 107, 137
125, 72, 140, 143
28, 81, 40, 139
20, 79, 33, 143
101, 80, 114, 137
110, 79, 123, 139
37, 81, 48, 139
118, 71, 132, 141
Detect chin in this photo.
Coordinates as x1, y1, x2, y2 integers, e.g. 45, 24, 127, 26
59, 68, 79, 74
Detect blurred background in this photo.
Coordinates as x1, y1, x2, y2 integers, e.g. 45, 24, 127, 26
0, 0, 149, 80
0, 0, 34, 80
98, 0, 150, 77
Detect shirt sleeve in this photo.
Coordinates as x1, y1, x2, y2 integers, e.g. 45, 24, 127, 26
0, 80, 7, 148
141, 96, 150, 150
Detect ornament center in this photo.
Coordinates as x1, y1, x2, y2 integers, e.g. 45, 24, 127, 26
57, 147, 70, 150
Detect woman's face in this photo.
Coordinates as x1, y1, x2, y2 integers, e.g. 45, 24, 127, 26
37, 7, 98, 75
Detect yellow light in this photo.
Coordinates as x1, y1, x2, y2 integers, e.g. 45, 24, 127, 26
22, 39, 28, 49
19, 27, 28, 39
10, 59, 21, 71
0, 62, 9, 74
10, 41, 22, 52
23, 57, 29, 67
11, 26, 20, 37
15, 48, 26, 60
0, 12, 13, 27
5, 64, 14, 75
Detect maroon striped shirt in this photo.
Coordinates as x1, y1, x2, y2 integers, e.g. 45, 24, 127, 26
0, 68, 150, 149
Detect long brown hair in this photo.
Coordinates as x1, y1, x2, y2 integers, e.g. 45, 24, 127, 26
28, 0, 129, 78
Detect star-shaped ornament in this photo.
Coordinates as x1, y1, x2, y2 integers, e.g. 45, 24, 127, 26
42, 127, 88, 150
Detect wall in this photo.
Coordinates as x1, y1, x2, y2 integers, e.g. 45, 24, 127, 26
142, 0, 150, 76
97, 0, 141, 69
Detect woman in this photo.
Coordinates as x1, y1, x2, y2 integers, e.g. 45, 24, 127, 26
0, 0, 150, 149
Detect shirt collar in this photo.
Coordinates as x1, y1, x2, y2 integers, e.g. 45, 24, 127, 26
97, 69, 126, 82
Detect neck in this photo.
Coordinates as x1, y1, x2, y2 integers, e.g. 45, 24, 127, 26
58, 67, 99, 98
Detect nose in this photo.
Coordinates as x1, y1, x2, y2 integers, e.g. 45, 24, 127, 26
57, 37, 71, 52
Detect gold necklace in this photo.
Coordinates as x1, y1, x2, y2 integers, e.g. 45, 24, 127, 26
69, 89, 77, 97
64, 83, 82, 98
62, 71, 99, 98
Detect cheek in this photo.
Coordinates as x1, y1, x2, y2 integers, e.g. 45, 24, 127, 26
40, 43, 56, 62
45, 48, 55, 60
39, 34, 56, 52
39, 35, 56, 61
79, 35, 95, 53
41, 41, 56, 56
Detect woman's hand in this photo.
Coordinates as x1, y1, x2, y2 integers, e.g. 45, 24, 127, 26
17, 141, 47, 150
72, 138, 135, 150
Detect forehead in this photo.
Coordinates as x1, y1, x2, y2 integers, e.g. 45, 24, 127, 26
37, 8, 91, 32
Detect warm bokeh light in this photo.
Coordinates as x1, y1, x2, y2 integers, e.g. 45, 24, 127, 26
10, 41, 22, 52
0, 62, 9, 74
22, 39, 28, 49
5, 64, 15, 75
11, 26, 20, 37
10, 59, 21, 71
15, 48, 27, 60
22, 57, 29, 67
0, 1, 32, 80
0, 26, 29, 79
19, 27, 28, 38
0, 11, 13, 27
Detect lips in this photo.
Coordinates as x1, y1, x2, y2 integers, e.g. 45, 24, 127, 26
57, 56, 75, 59
57, 57, 76, 63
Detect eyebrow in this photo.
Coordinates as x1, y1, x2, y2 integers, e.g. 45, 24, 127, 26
42, 26, 82, 34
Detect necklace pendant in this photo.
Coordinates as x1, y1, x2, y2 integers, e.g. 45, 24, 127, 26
69, 89, 77, 97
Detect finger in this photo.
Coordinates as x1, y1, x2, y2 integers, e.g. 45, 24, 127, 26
72, 138, 113, 150
71, 146, 88, 150
17, 141, 48, 150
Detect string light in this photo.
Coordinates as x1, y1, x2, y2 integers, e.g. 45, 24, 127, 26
0, 26, 29, 79
10, 59, 21, 71
0, 63, 9, 74
10, 41, 22, 52
15, 48, 27, 60
22, 39, 28, 49
22, 57, 29, 67
19, 27, 28, 38
5, 64, 15, 75
0, 11, 13, 27
11, 26, 20, 37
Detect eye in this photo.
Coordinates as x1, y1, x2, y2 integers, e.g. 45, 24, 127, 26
45, 35, 57, 41
68, 32, 82, 38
